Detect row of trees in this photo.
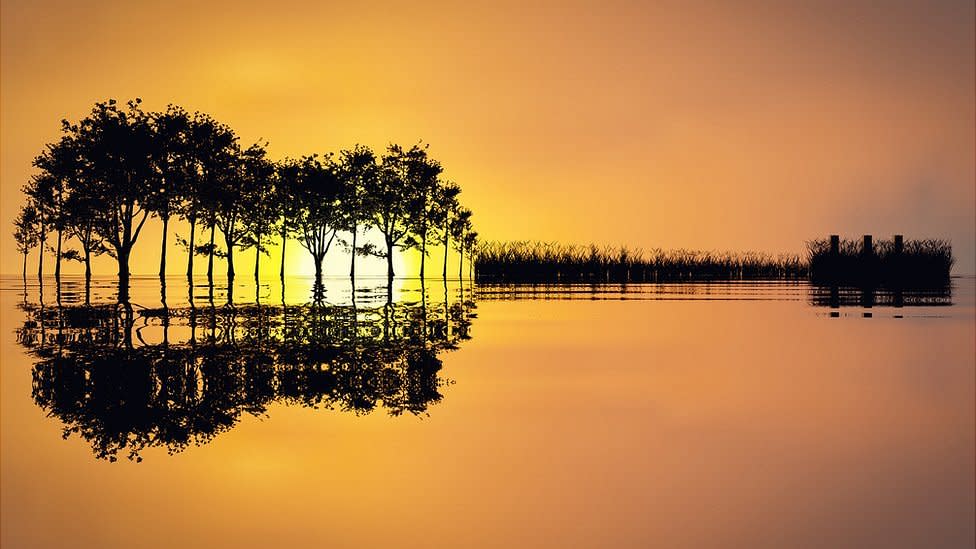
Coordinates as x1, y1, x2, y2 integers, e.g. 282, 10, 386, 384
13, 99, 478, 300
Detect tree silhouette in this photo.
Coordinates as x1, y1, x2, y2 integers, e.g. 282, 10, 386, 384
437, 181, 461, 279
404, 145, 443, 280
32, 135, 79, 284
336, 145, 379, 279
292, 154, 342, 290
212, 142, 271, 281
274, 158, 300, 282
61, 176, 107, 290
238, 144, 278, 283
23, 175, 51, 279
13, 203, 40, 281
451, 208, 473, 279
463, 229, 478, 280
175, 112, 232, 280
189, 112, 238, 285
13, 100, 480, 288
62, 99, 156, 300
146, 105, 192, 279
369, 144, 420, 281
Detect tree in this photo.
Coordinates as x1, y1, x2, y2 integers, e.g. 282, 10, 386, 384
13, 204, 40, 280
238, 144, 278, 282
213, 142, 269, 280
292, 154, 342, 287
451, 208, 472, 279
61, 174, 107, 283
335, 145, 378, 279
274, 158, 300, 281
66, 99, 156, 300
436, 182, 461, 279
147, 105, 192, 279
463, 230, 478, 280
22, 175, 52, 279
369, 144, 421, 280
32, 135, 79, 282
404, 146, 443, 280
187, 112, 238, 283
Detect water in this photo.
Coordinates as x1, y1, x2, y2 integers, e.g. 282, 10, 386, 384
1, 276, 973, 548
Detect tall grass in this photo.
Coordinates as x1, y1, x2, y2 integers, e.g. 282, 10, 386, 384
475, 241, 807, 282
807, 237, 952, 286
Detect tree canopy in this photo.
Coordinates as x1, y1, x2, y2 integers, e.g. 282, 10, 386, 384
14, 99, 479, 296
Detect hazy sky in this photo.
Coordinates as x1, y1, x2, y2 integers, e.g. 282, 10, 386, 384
2, 0, 973, 275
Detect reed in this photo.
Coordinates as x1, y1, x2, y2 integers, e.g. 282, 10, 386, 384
807, 237, 953, 286
475, 241, 807, 283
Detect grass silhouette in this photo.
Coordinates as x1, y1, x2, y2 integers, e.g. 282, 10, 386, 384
476, 241, 806, 283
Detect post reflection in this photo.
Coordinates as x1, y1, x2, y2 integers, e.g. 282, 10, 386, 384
16, 292, 476, 462
808, 284, 952, 308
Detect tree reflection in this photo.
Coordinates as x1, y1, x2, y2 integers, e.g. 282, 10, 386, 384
17, 297, 476, 462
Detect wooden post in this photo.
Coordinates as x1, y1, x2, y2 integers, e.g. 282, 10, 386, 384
862, 235, 873, 255
894, 234, 903, 254
830, 235, 839, 255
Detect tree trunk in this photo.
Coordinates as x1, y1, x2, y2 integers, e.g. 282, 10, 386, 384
386, 238, 395, 280
118, 248, 131, 302
38, 225, 45, 279
349, 226, 357, 279
314, 255, 324, 282
159, 216, 169, 278
254, 233, 261, 282
420, 233, 427, 280
225, 234, 235, 280
22, 252, 27, 281
280, 228, 286, 280
187, 217, 196, 279
207, 223, 215, 284
442, 220, 449, 279
54, 229, 62, 281
458, 243, 464, 279
313, 254, 325, 302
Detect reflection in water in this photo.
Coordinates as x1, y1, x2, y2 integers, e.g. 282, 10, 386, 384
16, 289, 476, 462
476, 281, 954, 308
808, 285, 952, 308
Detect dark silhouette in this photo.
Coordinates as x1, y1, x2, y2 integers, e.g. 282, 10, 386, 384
17, 292, 476, 462
476, 241, 805, 283
452, 208, 473, 279
438, 182, 461, 278
404, 147, 443, 280
369, 144, 424, 281
146, 105, 192, 279
13, 203, 40, 282
275, 158, 300, 282
808, 285, 952, 308
807, 235, 953, 287
15, 100, 478, 297
62, 100, 157, 301
291, 154, 342, 294
336, 145, 380, 279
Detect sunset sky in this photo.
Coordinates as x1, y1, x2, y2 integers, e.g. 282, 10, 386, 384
2, 0, 973, 276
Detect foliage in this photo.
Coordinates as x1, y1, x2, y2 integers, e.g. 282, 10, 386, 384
16, 99, 476, 286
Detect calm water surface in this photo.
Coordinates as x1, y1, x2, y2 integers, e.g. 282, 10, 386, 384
1, 276, 973, 548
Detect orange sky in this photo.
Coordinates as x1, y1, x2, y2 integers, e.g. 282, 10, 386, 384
2, 0, 974, 276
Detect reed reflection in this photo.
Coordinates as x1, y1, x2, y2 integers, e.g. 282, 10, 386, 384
16, 290, 476, 462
